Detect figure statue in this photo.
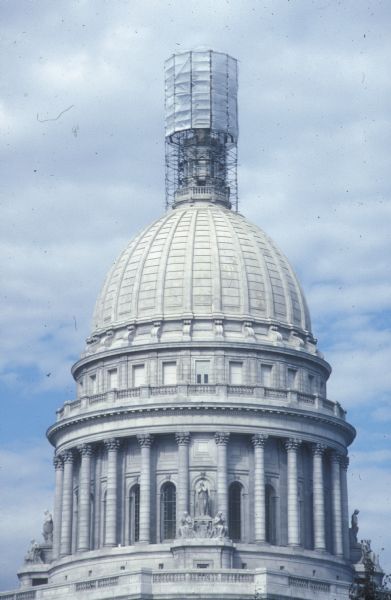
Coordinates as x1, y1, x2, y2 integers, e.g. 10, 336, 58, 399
351, 509, 359, 544
211, 512, 228, 538
24, 539, 43, 564
178, 512, 194, 538
42, 510, 53, 544
196, 481, 210, 517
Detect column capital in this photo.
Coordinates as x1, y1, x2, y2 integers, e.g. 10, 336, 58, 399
175, 432, 191, 445
137, 433, 153, 448
284, 438, 302, 452
214, 432, 230, 445
53, 454, 64, 470
330, 450, 344, 464
252, 433, 268, 448
61, 449, 74, 464
104, 438, 121, 452
312, 443, 327, 457
340, 455, 349, 471
78, 443, 93, 457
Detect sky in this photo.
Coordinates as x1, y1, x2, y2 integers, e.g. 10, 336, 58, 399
1, 0, 390, 590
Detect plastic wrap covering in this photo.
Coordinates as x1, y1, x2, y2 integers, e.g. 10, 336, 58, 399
165, 50, 238, 140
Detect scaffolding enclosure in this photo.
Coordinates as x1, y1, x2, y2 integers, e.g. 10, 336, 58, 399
164, 50, 238, 210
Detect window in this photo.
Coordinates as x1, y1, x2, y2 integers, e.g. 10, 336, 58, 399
89, 374, 97, 395
265, 484, 277, 544
260, 364, 272, 387
129, 484, 140, 544
108, 368, 118, 389
308, 374, 315, 393
162, 362, 177, 385
133, 364, 145, 387
287, 368, 297, 389
228, 481, 243, 541
160, 482, 176, 540
195, 360, 210, 384
229, 362, 243, 385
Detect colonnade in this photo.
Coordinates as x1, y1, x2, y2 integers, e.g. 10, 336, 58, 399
52, 433, 349, 561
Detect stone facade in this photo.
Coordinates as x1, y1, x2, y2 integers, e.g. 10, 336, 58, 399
1, 50, 376, 600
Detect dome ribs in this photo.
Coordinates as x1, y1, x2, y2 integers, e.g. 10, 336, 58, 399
223, 211, 250, 315
132, 218, 172, 318
153, 210, 183, 318
214, 212, 243, 314
241, 220, 272, 319
183, 208, 197, 315
207, 206, 222, 315
91, 204, 312, 339
192, 209, 213, 310
164, 211, 192, 313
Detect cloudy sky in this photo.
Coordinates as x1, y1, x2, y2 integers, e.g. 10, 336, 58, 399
1, 0, 390, 589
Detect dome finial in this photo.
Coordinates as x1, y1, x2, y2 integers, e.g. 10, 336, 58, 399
164, 50, 238, 210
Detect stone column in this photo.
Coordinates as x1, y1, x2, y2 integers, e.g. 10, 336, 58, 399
284, 439, 301, 547
252, 433, 268, 542
214, 432, 230, 520
52, 454, 64, 560
77, 444, 93, 552
312, 443, 326, 551
331, 451, 344, 557
138, 434, 153, 543
340, 456, 350, 559
104, 439, 120, 547
60, 449, 74, 556
176, 432, 190, 521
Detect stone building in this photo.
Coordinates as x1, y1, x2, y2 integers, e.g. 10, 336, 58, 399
1, 50, 382, 600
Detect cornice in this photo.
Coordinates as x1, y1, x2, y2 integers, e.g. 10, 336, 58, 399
46, 401, 355, 445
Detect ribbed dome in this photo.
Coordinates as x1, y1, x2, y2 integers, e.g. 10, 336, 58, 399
92, 203, 311, 335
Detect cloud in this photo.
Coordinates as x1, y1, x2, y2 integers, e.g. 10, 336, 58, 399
0, 441, 53, 590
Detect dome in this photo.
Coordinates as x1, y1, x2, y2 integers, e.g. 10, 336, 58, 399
92, 202, 312, 336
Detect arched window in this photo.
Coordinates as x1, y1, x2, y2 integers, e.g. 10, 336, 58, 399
265, 483, 277, 544
228, 482, 243, 541
160, 482, 176, 540
129, 484, 140, 544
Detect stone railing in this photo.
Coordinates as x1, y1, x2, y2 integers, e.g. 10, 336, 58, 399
175, 185, 229, 204
228, 385, 254, 395
0, 593, 36, 600
57, 385, 345, 421
288, 576, 330, 593
75, 576, 119, 591
153, 570, 254, 584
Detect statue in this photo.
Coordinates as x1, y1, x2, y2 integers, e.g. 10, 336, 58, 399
196, 481, 210, 517
24, 539, 43, 564
350, 509, 359, 544
42, 510, 53, 544
211, 511, 228, 538
178, 512, 194, 539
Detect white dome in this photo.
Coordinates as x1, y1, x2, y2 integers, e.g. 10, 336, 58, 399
92, 202, 311, 336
